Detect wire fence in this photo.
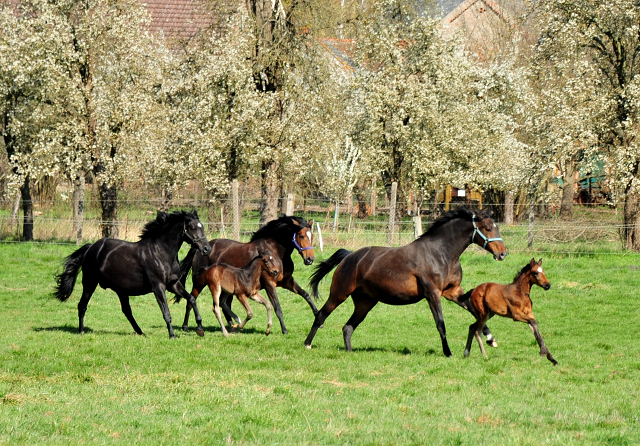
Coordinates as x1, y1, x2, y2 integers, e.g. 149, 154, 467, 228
0, 188, 634, 257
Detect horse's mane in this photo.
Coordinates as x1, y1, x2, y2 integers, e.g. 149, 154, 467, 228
139, 210, 192, 240
250, 215, 310, 243
415, 208, 489, 241
513, 263, 533, 282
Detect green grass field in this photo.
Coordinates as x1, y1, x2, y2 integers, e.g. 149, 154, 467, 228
0, 242, 639, 445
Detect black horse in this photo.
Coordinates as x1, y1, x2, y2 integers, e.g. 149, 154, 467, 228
54, 210, 211, 338
305, 209, 507, 356
179, 215, 316, 334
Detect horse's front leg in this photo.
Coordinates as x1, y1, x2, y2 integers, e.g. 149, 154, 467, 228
250, 292, 273, 336
279, 275, 318, 315
172, 281, 205, 337
207, 283, 229, 337
235, 294, 253, 330
527, 319, 558, 365
152, 284, 175, 338
423, 285, 451, 357
264, 281, 288, 334
445, 285, 498, 348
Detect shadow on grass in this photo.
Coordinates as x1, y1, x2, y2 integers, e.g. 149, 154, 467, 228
32, 325, 138, 336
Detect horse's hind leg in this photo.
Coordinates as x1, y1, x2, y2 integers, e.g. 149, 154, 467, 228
464, 321, 479, 357
220, 291, 241, 327
342, 290, 377, 352
304, 282, 353, 349
77, 278, 98, 335
118, 293, 144, 336
280, 276, 319, 315
182, 284, 201, 332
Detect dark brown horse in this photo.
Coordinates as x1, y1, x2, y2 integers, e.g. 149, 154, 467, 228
180, 215, 315, 334
305, 209, 507, 356
462, 258, 558, 365
53, 210, 211, 338
194, 250, 280, 336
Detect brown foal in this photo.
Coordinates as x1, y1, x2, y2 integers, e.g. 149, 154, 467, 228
194, 250, 280, 337
463, 258, 558, 365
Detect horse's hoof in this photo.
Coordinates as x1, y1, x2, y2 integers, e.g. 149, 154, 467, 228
182, 326, 189, 333
265, 330, 271, 336
282, 329, 289, 335
319, 324, 324, 329
196, 329, 205, 337
305, 344, 312, 350
464, 350, 470, 357
488, 339, 498, 348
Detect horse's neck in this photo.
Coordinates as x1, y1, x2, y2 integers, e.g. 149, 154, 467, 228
152, 225, 184, 258
416, 220, 472, 262
241, 256, 263, 287
514, 273, 533, 296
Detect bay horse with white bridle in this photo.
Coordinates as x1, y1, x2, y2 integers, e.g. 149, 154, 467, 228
180, 215, 316, 334
305, 209, 507, 356
462, 258, 558, 365
53, 210, 211, 338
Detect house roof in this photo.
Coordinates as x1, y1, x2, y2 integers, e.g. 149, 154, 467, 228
142, 0, 210, 39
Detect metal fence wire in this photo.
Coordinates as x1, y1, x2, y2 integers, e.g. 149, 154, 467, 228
0, 190, 633, 256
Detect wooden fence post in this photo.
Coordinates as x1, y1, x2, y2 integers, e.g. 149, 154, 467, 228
285, 193, 294, 216
413, 215, 422, 240
232, 179, 240, 241
74, 173, 85, 245
387, 181, 397, 246
528, 202, 534, 249
333, 200, 340, 232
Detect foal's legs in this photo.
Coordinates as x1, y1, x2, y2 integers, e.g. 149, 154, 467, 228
527, 319, 558, 365
171, 281, 205, 337
249, 292, 273, 335
77, 278, 98, 335
208, 283, 229, 337
220, 291, 241, 327
450, 286, 497, 348
235, 293, 254, 330
342, 290, 378, 351
117, 293, 144, 336
264, 281, 288, 335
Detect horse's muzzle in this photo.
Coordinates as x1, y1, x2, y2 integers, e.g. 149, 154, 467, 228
494, 251, 507, 261
543, 283, 551, 290
199, 244, 211, 256
304, 256, 315, 266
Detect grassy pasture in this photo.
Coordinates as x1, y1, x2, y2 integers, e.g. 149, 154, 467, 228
0, 242, 639, 445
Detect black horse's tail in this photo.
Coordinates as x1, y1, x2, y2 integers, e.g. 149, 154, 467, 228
53, 244, 92, 302
309, 248, 352, 299
179, 245, 197, 286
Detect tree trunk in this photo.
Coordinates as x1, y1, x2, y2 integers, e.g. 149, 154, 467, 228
559, 162, 576, 220
504, 191, 514, 225
354, 183, 369, 219
622, 192, 640, 250
99, 181, 119, 238
259, 159, 279, 227
20, 175, 33, 241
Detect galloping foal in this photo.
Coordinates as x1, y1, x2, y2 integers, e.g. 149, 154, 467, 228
462, 258, 558, 365
194, 250, 280, 336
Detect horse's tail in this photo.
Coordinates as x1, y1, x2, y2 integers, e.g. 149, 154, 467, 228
309, 248, 352, 300
179, 245, 197, 286
53, 244, 92, 302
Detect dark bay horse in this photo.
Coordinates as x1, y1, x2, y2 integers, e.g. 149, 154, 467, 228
305, 209, 507, 356
194, 250, 280, 336
54, 210, 211, 338
180, 215, 316, 334
462, 258, 558, 365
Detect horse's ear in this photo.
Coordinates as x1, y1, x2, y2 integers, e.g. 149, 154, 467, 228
308, 219, 314, 228
530, 258, 536, 266
292, 218, 301, 227
538, 258, 543, 265
157, 211, 167, 221
192, 209, 199, 218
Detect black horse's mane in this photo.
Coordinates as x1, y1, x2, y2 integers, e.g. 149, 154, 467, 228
416, 208, 489, 241
250, 215, 310, 243
140, 210, 193, 240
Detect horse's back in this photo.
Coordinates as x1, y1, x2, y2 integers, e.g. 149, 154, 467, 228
83, 238, 150, 294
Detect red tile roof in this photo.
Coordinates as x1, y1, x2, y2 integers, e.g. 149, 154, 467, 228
142, 0, 210, 39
